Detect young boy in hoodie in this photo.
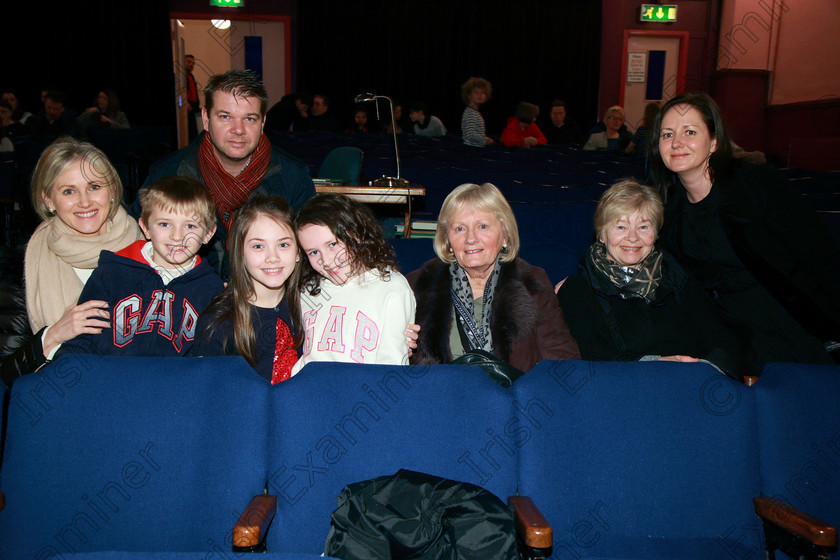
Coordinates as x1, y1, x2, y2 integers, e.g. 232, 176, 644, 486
60, 176, 224, 357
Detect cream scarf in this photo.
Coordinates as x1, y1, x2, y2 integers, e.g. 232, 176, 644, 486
24, 207, 142, 332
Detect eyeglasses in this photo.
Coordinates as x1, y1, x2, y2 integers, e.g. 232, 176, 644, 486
606, 115, 624, 121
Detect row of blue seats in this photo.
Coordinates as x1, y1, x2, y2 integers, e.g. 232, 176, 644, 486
1, 355, 837, 558
269, 130, 644, 215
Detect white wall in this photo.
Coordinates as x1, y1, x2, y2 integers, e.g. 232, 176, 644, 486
176, 19, 288, 110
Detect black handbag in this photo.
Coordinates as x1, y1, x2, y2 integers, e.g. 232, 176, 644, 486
450, 349, 525, 388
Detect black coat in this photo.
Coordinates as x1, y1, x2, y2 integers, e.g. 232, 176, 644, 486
406, 257, 579, 372
324, 469, 520, 560
660, 162, 840, 365
557, 249, 743, 377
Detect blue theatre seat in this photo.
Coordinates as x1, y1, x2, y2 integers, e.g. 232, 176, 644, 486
317, 146, 363, 185
752, 362, 840, 559
264, 361, 520, 554
515, 360, 763, 559
0, 355, 270, 559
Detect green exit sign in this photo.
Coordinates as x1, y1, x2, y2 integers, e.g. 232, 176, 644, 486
210, 0, 244, 6
640, 4, 677, 22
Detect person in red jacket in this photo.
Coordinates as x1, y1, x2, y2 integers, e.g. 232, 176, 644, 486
500, 102, 547, 148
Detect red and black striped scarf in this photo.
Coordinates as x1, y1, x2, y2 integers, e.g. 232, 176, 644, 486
198, 132, 271, 232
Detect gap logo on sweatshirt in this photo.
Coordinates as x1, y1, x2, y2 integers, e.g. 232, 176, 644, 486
113, 289, 199, 352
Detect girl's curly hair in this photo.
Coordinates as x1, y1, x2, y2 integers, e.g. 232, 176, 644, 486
295, 193, 399, 295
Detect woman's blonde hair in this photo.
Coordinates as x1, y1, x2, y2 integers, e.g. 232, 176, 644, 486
30, 136, 123, 221
594, 179, 664, 242
434, 183, 519, 264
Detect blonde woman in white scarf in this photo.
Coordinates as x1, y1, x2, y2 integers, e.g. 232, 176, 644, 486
1, 137, 142, 385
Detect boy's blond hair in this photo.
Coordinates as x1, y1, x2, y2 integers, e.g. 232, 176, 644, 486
138, 176, 217, 233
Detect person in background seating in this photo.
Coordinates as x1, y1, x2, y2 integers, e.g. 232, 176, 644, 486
584, 105, 635, 153
408, 101, 447, 137
500, 102, 547, 148
346, 107, 371, 134
460, 77, 494, 147
540, 99, 582, 146
1, 90, 33, 125
298, 93, 342, 133
78, 88, 130, 130
26, 90, 79, 140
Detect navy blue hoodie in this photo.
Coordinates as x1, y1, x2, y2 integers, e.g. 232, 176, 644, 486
60, 240, 225, 357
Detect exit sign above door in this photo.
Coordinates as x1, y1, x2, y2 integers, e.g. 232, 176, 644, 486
210, 0, 244, 7
640, 4, 677, 22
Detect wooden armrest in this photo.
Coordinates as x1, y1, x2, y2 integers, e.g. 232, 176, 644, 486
754, 496, 837, 547
743, 376, 759, 386
233, 494, 277, 550
509, 496, 552, 549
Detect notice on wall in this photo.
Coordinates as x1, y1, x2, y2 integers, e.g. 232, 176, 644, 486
627, 52, 647, 83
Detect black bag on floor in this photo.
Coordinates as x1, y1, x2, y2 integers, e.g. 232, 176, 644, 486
324, 469, 521, 560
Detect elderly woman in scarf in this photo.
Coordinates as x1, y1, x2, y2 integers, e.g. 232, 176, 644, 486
556, 179, 742, 378
407, 182, 580, 372
2, 137, 142, 384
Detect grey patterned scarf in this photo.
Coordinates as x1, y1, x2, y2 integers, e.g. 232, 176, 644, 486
588, 242, 663, 302
449, 257, 503, 352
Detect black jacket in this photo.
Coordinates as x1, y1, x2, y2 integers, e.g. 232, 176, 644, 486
0, 279, 47, 389
557, 249, 743, 377
324, 469, 520, 560
661, 162, 840, 349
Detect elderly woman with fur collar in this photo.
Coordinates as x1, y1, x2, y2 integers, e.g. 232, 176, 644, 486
406, 183, 580, 371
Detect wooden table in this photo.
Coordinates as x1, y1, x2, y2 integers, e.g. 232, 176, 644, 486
314, 184, 426, 238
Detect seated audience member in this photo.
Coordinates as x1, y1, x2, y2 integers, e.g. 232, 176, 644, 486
648, 91, 840, 370
26, 90, 80, 140
0, 99, 21, 151
298, 93, 342, 133
0, 137, 143, 387
292, 92, 313, 131
540, 99, 582, 145
346, 107, 371, 134
1, 90, 33, 125
500, 102, 547, 148
460, 77, 494, 147
584, 106, 635, 153
59, 176, 224, 357
556, 179, 742, 378
385, 99, 408, 134
407, 182, 580, 372
77, 88, 130, 130
265, 93, 304, 133
408, 102, 447, 137
632, 102, 660, 158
